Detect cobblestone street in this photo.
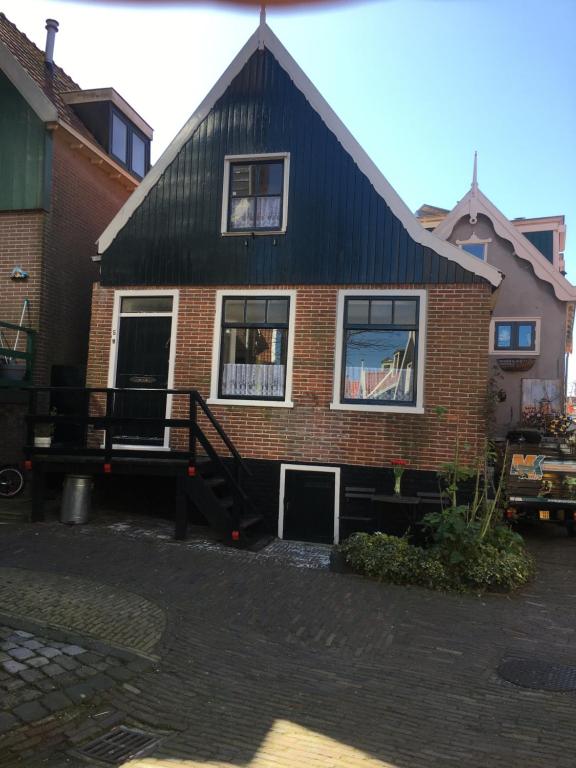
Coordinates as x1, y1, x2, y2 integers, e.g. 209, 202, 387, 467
0, 515, 575, 767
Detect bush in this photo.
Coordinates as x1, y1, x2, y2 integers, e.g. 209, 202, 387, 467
338, 524, 534, 594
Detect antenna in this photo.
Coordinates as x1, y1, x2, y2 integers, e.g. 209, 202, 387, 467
471, 150, 478, 191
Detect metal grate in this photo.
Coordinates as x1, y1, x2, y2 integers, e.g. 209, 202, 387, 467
76, 726, 161, 765
498, 657, 576, 692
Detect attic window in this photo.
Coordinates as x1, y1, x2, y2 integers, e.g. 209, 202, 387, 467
111, 110, 149, 179
456, 233, 491, 261
221, 154, 290, 235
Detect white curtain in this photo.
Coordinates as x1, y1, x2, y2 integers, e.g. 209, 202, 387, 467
222, 363, 285, 397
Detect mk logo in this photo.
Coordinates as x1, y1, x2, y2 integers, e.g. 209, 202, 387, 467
510, 454, 545, 480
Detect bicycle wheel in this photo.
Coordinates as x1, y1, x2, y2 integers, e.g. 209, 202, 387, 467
0, 466, 25, 498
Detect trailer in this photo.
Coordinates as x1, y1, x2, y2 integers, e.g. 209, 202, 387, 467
505, 442, 576, 536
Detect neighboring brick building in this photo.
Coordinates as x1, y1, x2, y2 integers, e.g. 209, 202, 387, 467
0, 13, 152, 462
81, 20, 502, 544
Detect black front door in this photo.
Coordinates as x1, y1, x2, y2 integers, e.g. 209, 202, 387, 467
113, 315, 172, 446
283, 469, 335, 544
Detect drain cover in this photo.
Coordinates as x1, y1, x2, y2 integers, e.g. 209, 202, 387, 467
76, 726, 161, 765
498, 658, 576, 692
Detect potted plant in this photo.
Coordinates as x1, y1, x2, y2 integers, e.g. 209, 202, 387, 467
34, 408, 56, 448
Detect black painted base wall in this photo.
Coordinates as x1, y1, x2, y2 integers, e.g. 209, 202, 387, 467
238, 458, 453, 542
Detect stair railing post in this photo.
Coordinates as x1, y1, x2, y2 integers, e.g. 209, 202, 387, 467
105, 389, 114, 465
189, 392, 197, 467
27, 388, 37, 448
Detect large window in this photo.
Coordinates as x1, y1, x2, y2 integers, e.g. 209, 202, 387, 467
218, 296, 291, 401
221, 154, 289, 234
331, 291, 426, 413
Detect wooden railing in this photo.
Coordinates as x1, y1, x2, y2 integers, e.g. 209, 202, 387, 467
25, 386, 252, 518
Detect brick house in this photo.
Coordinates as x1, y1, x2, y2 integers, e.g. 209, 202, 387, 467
74, 21, 504, 545
417, 157, 576, 438
0, 13, 152, 463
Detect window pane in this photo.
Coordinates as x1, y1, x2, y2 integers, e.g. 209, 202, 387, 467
462, 243, 486, 260
224, 299, 245, 324
230, 198, 255, 230
347, 300, 370, 325
518, 324, 534, 348
111, 113, 127, 162
255, 162, 283, 195
121, 296, 172, 313
394, 300, 418, 326
231, 165, 251, 197
267, 299, 289, 325
370, 300, 393, 325
496, 324, 512, 348
132, 134, 146, 177
221, 328, 287, 398
343, 329, 416, 402
256, 197, 281, 229
246, 299, 267, 324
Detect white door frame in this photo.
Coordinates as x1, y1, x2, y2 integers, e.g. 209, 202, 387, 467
278, 464, 341, 544
107, 289, 179, 451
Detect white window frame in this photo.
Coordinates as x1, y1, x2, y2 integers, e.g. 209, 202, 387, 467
330, 288, 427, 414
489, 316, 541, 357
107, 289, 179, 450
456, 232, 492, 262
278, 464, 341, 545
221, 153, 290, 236
208, 288, 296, 408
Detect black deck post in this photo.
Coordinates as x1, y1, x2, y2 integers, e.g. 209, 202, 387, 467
31, 465, 46, 522
175, 476, 188, 540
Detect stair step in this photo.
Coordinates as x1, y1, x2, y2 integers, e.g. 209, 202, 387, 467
205, 477, 227, 492
220, 496, 234, 510
239, 513, 263, 530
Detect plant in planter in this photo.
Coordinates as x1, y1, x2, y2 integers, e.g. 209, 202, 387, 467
34, 408, 57, 447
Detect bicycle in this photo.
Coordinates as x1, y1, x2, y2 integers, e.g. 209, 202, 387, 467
0, 465, 25, 498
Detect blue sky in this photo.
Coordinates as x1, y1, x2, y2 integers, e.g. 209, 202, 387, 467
3, 0, 576, 374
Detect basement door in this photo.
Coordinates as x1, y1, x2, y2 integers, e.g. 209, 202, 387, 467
279, 465, 340, 544
110, 294, 176, 448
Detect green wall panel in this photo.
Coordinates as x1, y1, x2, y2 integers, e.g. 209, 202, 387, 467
0, 71, 48, 210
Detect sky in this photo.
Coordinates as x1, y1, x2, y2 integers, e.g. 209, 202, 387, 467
3, 0, 576, 375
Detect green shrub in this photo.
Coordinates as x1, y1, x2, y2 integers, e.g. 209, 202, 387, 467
338, 526, 534, 594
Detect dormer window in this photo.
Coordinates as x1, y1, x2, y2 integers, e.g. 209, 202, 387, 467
221, 153, 290, 235
111, 110, 148, 179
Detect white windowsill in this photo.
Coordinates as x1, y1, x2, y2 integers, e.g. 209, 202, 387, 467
220, 230, 286, 237
330, 402, 425, 415
207, 398, 294, 408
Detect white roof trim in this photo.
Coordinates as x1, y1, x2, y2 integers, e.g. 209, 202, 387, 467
434, 186, 576, 302
96, 24, 502, 288
0, 39, 58, 123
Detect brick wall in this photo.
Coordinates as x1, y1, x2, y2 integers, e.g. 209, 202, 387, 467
40, 132, 130, 381
87, 282, 493, 472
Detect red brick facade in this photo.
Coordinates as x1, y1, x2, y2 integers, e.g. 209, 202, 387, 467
87, 281, 493, 472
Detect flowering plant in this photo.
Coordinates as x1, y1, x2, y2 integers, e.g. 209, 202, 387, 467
548, 414, 572, 438
390, 458, 409, 495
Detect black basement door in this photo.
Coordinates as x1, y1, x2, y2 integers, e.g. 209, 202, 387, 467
113, 315, 172, 446
283, 470, 335, 544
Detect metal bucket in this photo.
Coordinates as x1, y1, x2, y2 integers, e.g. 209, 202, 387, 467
61, 475, 92, 525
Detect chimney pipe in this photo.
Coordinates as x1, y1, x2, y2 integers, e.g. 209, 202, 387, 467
44, 19, 59, 69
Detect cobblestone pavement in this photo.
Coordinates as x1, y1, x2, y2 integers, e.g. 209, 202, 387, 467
0, 517, 575, 767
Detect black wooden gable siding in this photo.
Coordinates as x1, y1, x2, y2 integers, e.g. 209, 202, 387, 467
101, 49, 481, 287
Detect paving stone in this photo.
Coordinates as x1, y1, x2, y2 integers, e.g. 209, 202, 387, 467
18, 668, 44, 684
56, 656, 79, 672
40, 691, 73, 713
0, 712, 19, 734
85, 674, 115, 692
3, 677, 26, 691
65, 683, 94, 704
12, 701, 49, 723
8, 648, 34, 661
42, 663, 65, 678
21, 640, 44, 651
27, 656, 49, 668
0, 642, 17, 651
13, 631, 34, 639
106, 665, 134, 682
3, 660, 27, 674
37, 647, 62, 659
35, 678, 58, 693
60, 645, 86, 656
